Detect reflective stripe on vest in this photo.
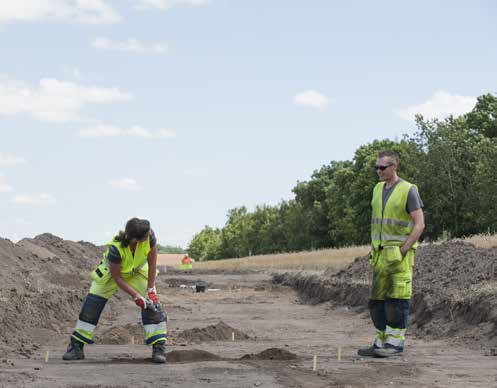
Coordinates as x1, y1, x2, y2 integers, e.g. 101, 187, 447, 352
371, 218, 413, 228
371, 180, 417, 250
370, 233, 409, 242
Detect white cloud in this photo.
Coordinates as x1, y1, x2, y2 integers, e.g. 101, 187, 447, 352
0, 174, 13, 193
397, 91, 477, 121
12, 193, 56, 206
293, 90, 332, 111
93, 37, 167, 54
135, 0, 209, 10
109, 178, 142, 191
0, 76, 132, 123
0, 153, 27, 166
0, 1, 120, 24
78, 124, 176, 139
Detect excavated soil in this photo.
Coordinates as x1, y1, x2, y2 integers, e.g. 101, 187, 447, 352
165, 347, 295, 363
97, 320, 250, 346
166, 349, 224, 363
176, 321, 250, 343
96, 323, 145, 345
240, 348, 298, 361
273, 240, 497, 351
0, 235, 105, 357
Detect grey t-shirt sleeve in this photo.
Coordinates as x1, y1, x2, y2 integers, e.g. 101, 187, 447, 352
406, 186, 424, 213
107, 245, 121, 264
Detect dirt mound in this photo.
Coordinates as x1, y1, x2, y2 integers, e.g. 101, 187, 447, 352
96, 321, 250, 346
166, 349, 223, 363
16, 239, 57, 260
176, 321, 250, 343
240, 348, 297, 361
96, 323, 144, 345
19, 233, 105, 271
273, 240, 497, 350
165, 347, 297, 363
0, 234, 104, 358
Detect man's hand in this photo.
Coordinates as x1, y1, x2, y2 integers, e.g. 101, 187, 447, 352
134, 295, 147, 309
147, 288, 159, 305
400, 245, 409, 257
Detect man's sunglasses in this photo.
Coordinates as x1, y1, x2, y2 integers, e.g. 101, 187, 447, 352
374, 163, 393, 171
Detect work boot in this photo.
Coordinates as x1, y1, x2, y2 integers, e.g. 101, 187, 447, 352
373, 346, 403, 358
357, 346, 378, 357
152, 341, 166, 364
62, 338, 85, 361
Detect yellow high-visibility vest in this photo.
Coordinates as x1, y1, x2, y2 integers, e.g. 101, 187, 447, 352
91, 237, 151, 281
371, 180, 418, 251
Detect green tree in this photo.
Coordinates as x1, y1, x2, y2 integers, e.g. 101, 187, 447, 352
473, 136, 497, 232
187, 226, 222, 260
410, 115, 482, 238
220, 207, 254, 258
466, 93, 497, 138
292, 161, 348, 249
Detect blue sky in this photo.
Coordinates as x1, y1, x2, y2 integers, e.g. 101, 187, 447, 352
1, 0, 496, 246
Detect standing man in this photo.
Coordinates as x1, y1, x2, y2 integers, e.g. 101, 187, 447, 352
358, 150, 425, 358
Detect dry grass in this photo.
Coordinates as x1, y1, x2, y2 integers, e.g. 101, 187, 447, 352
181, 233, 497, 272
463, 233, 497, 249
187, 246, 369, 272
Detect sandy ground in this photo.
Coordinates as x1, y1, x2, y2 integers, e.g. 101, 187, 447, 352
1, 272, 496, 388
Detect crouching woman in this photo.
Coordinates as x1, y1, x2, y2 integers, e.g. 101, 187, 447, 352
63, 218, 167, 363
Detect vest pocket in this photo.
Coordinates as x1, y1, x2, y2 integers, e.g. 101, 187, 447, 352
91, 265, 112, 284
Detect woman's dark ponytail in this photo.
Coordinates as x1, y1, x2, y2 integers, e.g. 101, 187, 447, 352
114, 218, 150, 248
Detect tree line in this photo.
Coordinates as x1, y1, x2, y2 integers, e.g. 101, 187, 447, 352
188, 94, 497, 260
157, 244, 186, 254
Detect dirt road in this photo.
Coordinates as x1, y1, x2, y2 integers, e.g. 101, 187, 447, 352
1, 272, 496, 388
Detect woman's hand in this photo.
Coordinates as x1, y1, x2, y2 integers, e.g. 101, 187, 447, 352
147, 288, 159, 304
134, 295, 147, 309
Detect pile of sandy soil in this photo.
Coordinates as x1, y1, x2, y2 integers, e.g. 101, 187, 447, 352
273, 240, 497, 351
91, 319, 251, 346
166, 349, 223, 363
176, 321, 250, 343
96, 323, 144, 345
0, 234, 104, 358
18, 233, 104, 271
240, 348, 297, 361
165, 348, 297, 363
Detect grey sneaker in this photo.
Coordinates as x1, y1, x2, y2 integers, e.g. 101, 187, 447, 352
357, 346, 378, 357
62, 338, 85, 361
373, 347, 403, 358
152, 341, 166, 364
